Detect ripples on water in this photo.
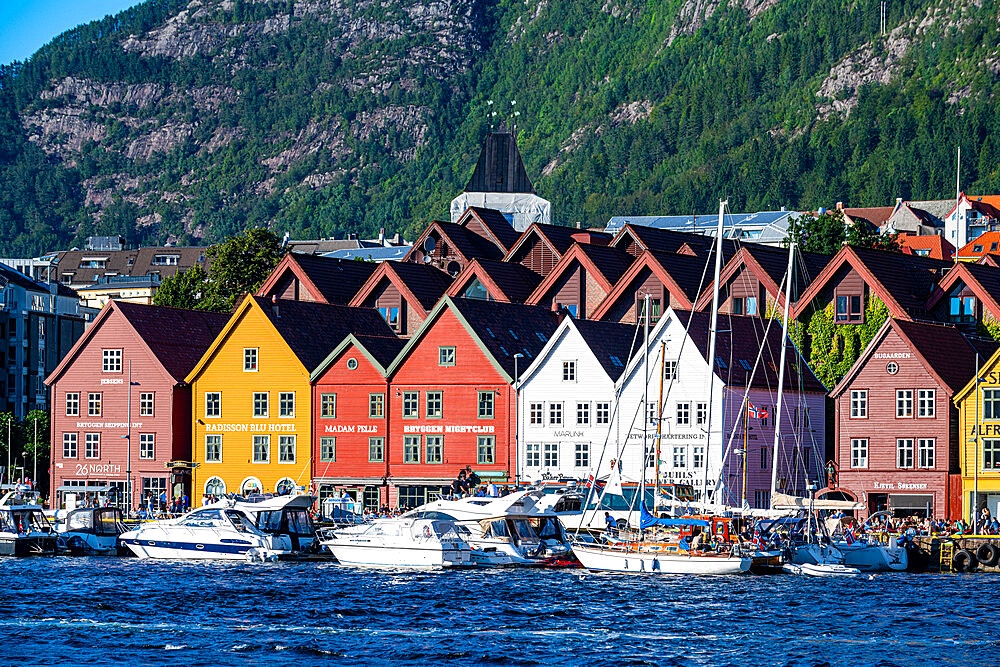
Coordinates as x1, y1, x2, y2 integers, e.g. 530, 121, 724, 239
0, 558, 995, 666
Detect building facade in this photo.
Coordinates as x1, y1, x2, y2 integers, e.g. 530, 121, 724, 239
956, 344, 1000, 522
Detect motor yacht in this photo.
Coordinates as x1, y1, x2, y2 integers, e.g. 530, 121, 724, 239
56, 506, 129, 556
404, 490, 575, 566
120, 506, 290, 560
0, 491, 57, 556
207, 493, 321, 556
321, 516, 472, 568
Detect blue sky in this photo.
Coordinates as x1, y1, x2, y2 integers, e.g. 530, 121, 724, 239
0, 0, 140, 65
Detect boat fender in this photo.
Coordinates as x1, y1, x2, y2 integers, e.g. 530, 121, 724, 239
952, 549, 978, 572
423, 526, 432, 539
976, 543, 998, 567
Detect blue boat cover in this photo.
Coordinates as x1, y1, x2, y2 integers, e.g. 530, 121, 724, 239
640, 505, 711, 529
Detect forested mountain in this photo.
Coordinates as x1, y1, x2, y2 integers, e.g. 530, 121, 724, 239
0, 0, 998, 256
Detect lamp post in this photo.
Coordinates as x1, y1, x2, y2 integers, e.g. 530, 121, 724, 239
513, 353, 524, 485
32, 415, 37, 488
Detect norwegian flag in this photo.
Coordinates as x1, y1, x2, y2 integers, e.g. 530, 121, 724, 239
844, 524, 859, 546
752, 525, 765, 550
748, 402, 769, 420
586, 475, 606, 492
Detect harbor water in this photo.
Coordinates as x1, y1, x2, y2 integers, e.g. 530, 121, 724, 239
1, 558, 993, 666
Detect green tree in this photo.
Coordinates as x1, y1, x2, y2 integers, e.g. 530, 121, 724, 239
0, 411, 18, 484
846, 216, 900, 252
24, 410, 48, 489
153, 264, 208, 309
787, 210, 847, 254
200, 228, 285, 312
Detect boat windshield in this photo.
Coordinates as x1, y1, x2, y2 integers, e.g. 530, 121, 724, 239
286, 509, 314, 535
0, 509, 49, 534
179, 509, 223, 526
225, 510, 257, 534
532, 517, 565, 541
510, 518, 539, 542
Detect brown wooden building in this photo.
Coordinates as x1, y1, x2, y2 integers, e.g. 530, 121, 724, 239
349, 261, 454, 336
256, 253, 378, 305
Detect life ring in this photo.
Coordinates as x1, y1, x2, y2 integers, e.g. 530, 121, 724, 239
423, 525, 432, 539
977, 543, 998, 567
952, 549, 978, 572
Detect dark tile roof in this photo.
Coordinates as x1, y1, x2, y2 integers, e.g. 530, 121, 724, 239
436, 221, 507, 262
651, 251, 716, 303
473, 260, 542, 303
465, 207, 521, 251
893, 319, 999, 393
674, 309, 827, 392
536, 224, 611, 255
849, 247, 952, 316
54, 246, 208, 285
254, 297, 396, 372
959, 262, 1000, 300
291, 253, 378, 304
842, 206, 896, 226
115, 301, 229, 381
577, 243, 636, 286
574, 319, 642, 381
465, 129, 535, 194
384, 262, 453, 311
353, 334, 407, 370
450, 298, 559, 378
742, 245, 832, 299
623, 225, 740, 260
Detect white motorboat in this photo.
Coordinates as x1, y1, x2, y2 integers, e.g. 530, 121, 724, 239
835, 540, 908, 572
56, 506, 128, 555
120, 506, 290, 560
404, 490, 575, 565
0, 491, 57, 556
207, 493, 320, 555
783, 562, 862, 576
321, 517, 472, 568
573, 540, 751, 574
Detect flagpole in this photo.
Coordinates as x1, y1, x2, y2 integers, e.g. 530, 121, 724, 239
742, 398, 748, 509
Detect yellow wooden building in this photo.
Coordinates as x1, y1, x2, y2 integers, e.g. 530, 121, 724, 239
954, 346, 1000, 523
185, 294, 395, 504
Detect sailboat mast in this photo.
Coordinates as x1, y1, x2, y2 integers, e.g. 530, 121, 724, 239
655, 341, 666, 515
638, 293, 650, 525
769, 242, 796, 509
702, 200, 725, 505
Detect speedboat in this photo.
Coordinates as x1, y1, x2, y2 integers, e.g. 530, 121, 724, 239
830, 513, 908, 572
56, 506, 129, 555
783, 562, 862, 576
0, 491, 57, 556
120, 506, 290, 560
207, 493, 321, 556
321, 516, 472, 568
404, 490, 575, 565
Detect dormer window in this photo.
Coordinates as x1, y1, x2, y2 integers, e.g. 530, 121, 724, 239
152, 254, 180, 266
379, 306, 400, 331
464, 278, 492, 301
950, 292, 976, 324
637, 297, 661, 325
974, 245, 984, 253
835, 295, 863, 324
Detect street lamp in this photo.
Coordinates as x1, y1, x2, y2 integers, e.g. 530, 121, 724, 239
513, 354, 524, 486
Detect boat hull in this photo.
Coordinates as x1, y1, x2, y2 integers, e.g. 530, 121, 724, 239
325, 541, 471, 569
0, 534, 58, 557
573, 544, 751, 574
837, 543, 907, 572
120, 537, 266, 560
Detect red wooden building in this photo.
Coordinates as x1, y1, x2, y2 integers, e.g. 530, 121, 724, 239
829, 318, 997, 519
45, 301, 228, 509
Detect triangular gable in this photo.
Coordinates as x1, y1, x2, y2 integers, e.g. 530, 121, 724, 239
925, 263, 1000, 319
517, 317, 624, 389
457, 207, 519, 253
829, 319, 896, 397
501, 223, 564, 264
956, 345, 1000, 403
403, 221, 470, 265
446, 260, 512, 302
591, 251, 697, 321
385, 296, 515, 383
526, 244, 615, 306
790, 246, 910, 321
693, 247, 783, 311
184, 295, 305, 384
614, 306, 717, 391
310, 333, 398, 381
348, 261, 434, 317
256, 253, 328, 303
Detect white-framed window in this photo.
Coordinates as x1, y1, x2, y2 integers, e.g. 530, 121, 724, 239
526, 442, 541, 467
278, 435, 296, 463
368, 437, 384, 463
253, 435, 270, 463
320, 393, 336, 418
562, 361, 576, 381
676, 402, 690, 426
647, 402, 658, 424
985, 389, 1000, 420
139, 434, 154, 459
205, 477, 226, 496
896, 438, 913, 468
896, 390, 913, 418
530, 403, 543, 425
88, 393, 101, 417
851, 438, 868, 468
85, 433, 100, 459
549, 403, 563, 426
425, 435, 443, 463
404, 435, 421, 463
672, 446, 686, 468
918, 438, 935, 468
319, 437, 335, 462
543, 442, 559, 467
205, 434, 222, 462
596, 402, 611, 424
62, 433, 77, 458
850, 390, 867, 418
139, 392, 154, 417
253, 392, 269, 418
102, 349, 122, 372
917, 389, 935, 418
696, 402, 707, 426
205, 392, 221, 418
477, 436, 495, 465
244, 348, 258, 372
693, 446, 704, 468
664, 360, 678, 381
576, 402, 589, 425
574, 442, 589, 468
278, 392, 295, 418
65, 393, 79, 417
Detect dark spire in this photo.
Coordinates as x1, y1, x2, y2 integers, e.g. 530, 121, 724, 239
465, 125, 535, 194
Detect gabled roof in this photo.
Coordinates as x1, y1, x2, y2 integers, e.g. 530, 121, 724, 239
591, 250, 714, 319
695, 245, 831, 309
898, 234, 954, 261
349, 261, 453, 314
446, 259, 542, 303
574, 319, 643, 382
502, 222, 612, 263
526, 243, 636, 305
186, 296, 396, 381
46, 301, 229, 386
926, 262, 1000, 319
310, 333, 406, 380
832, 318, 998, 397
457, 207, 521, 253
956, 231, 1000, 261
841, 206, 896, 227
792, 246, 951, 320
610, 223, 739, 260
386, 296, 558, 382
404, 220, 507, 265
465, 129, 535, 194
256, 253, 378, 304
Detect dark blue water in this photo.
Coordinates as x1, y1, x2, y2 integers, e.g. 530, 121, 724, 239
0, 558, 994, 665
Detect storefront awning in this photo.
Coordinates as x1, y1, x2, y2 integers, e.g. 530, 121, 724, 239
56, 485, 112, 493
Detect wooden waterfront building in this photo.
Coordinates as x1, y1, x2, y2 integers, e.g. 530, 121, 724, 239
257, 253, 378, 305
46, 301, 228, 509
955, 344, 1000, 522
349, 261, 453, 336
830, 318, 996, 519
525, 243, 635, 319
502, 222, 611, 277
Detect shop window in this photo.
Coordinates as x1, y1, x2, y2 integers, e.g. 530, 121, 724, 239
896, 438, 913, 468
205, 477, 226, 496
205, 434, 222, 462
478, 391, 494, 419
253, 435, 270, 463
276, 478, 296, 495
142, 477, 168, 499
402, 391, 418, 418
205, 392, 221, 418
835, 294, 863, 323
139, 434, 154, 459
426, 391, 443, 418
425, 435, 443, 464
477, 436, 495, 465
575, 443, 589, 468
369, 437, 384, 463
320, 393, 336, 418
278, 435, 296, 463
320, 437, 336, 462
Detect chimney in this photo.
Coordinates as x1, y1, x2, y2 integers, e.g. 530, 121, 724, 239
836, 201, 843, 210
896, 197, 903, 206
379, 227, 386, 245
576, 221, 582, 229
271, 294, 279, 318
